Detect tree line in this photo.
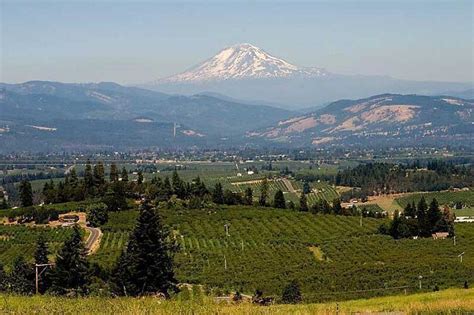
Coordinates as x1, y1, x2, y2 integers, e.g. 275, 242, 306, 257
0, 200, 177, 297
379, 197, 455, 239
8, 163, 387, 224
336, 162, 473, 199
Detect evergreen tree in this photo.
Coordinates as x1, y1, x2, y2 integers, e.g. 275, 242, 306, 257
19, 180, 33, 207
34, 235, 50, 264
137, 170, 144, 186
69, 168, 79, 187
212, 183, 224, 204
43, 179, 57, 204
332, 198, 343, 215
0, 198, 8, 209
112, 200, 177, 296
416, 196, 430, 236
299, 193, 308, 212
110, 163, 119, 182
162, 177, 172, 199
190, 176, 207, 197
121, 167, 129, 182
273, 190, 286, 209
388, 211, 411, 239
103, 182, 128, 211
0, 262, 6, 291
259, 178, 269, 206
427, 198, 442, 232
34, 235, 51, 294
84, 160, 94, 195
93, 162, 106, 194
404, 202, 415, 218
172, 170, 186, 198
310, 199, 321, 214
281, 280, 302, 304
223, 189, 240, 205
321, 199, 331, 214
244, 187, 253, 205
87, 203, 109, 227
8, 256, 34, 294
302, 182, 311, 194
438, 206, 455, 236
51, 225, 90, 295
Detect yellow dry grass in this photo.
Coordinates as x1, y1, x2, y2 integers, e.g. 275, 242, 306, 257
1, 288, 472, 314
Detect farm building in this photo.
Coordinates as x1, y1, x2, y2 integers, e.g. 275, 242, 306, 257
59, 214, 79, 223
432, 232, 449, 240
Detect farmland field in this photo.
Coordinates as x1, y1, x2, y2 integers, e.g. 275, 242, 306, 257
0, 225, 73, 268
230, 178, 339, 206
87, 207, 474, 303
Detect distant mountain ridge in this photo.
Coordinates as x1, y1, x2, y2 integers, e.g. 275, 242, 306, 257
1, 81, 472, 152
0, 81, 294, 152
249, 94, 474, 147
145, 43, 472, 109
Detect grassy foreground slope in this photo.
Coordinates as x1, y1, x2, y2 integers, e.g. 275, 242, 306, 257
1, 288, 473, 314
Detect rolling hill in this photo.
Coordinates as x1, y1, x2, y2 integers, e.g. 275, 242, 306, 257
249, 94, 474, 147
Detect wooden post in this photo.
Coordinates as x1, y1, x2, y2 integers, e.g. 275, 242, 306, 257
35, 265, 39, 295
35, 263, 54, 294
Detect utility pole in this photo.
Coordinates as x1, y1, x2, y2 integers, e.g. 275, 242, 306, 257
224, 223, 230, 237
458, 252, 465, 263
418, 275, 423, 290
35, 263, 53, 294
453, 236, 456, 246
224, 255, 227, 270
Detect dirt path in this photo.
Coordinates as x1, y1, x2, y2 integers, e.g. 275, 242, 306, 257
343, 192, 414, 213
231, 179, 265, 185
281, 178, 297, 193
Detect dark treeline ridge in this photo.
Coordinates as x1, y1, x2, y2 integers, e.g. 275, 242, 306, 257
1, 171, 66, 185
335, 161, 473, 201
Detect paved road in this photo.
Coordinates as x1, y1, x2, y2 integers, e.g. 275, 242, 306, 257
84, 226, 101, 255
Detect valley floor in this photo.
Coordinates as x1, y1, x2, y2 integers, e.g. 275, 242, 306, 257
0, 288, 472, 314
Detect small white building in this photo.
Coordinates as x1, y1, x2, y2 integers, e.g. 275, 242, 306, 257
455, 217, 474, 223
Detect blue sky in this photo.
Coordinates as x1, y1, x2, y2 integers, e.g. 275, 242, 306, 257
1, 0, 473, 84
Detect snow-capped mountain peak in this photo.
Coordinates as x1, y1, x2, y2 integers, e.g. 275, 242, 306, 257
158, 43, 327, 82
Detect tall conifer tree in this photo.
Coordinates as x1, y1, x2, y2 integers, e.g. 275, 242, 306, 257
19, 180, 33, 207
51, 226, 90, 295
273, 190, 286, 209
113, 200, 177, 296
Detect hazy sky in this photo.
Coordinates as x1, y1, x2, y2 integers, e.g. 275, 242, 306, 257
1, 0, 473, 84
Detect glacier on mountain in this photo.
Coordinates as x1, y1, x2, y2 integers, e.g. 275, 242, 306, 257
158, 43, 327, 82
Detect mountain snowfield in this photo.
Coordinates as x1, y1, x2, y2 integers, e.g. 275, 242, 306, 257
146, 43, 471, 109
157, 43, 327, 83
